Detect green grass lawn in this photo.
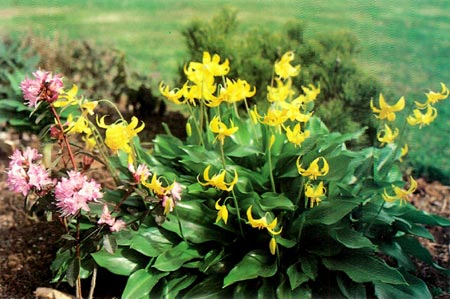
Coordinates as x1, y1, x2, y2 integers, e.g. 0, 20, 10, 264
1, 0, 449, 181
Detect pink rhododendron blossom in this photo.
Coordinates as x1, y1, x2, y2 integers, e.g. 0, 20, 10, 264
20, 70, 63, 107
128, 163, 151, 183
171, 182, 183, 201
55, 171, 103, 216
7, 148, 52, 196
98, 204, 126, 232
161, 182, 183, 214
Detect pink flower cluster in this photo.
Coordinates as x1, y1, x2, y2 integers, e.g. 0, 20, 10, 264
20, 70, 63, 108
55, 171, 103, 216
162, 182, 183, 214
7, 147, 53, 196
98, 204, 126, 232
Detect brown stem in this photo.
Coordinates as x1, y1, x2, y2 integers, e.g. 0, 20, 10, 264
75, 216, 83, 299
50, 105, 77, 170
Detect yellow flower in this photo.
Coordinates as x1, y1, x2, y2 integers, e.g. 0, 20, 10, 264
267, 78, 294, 103
54, 85, 78, 108
246, 206, 282, 235
215, 199, 229, 224
257, 107, 288, 132
279, 101, 312, 123
209, 116, 239, 144
199, 165, 238, 192
80, 99, 98, 116
143, 173, 170, 196
66, 114, 92, 135
82, 134, 97, 151
274, 51, 301, 79
382, 176, 417, 205
406, 104, 437, 128
159, 82, 186, 105
424, 82, 449, 105
218, 78, 256, 104
377, 124, 399, 146
370, 94, 405, 121
305, 181, 326, 208
297, 156, 329, 180
400, 144, 408, 162
284, 123, 310, 147
97, 116, 145, 153
269, 237, 277, 255
184, 52, 229, 85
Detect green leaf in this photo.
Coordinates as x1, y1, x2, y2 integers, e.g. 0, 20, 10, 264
122, 268, 168, 299
153, 241, 202, 272
287, 263, 310, 290
323, 253, 406, 284
387, 203, 450, 226
379, 242, 415, 271
181, 274, 230, 299
257, 278, 277, 299
332, 227, 375, 249
276, 277, 312, 299
102, 234, 118, 254
66, 257, 80, 287
162, 200, 228, 243
336, 273, 367, 299
260, 192, 295, 211
374, 271, 432, 299
91, 247, 146, 276
163, 274, 198, 299
153, 134, 184, 159
305, 199, 359, 225
223, 250, 277, 287
130, 226, 174, 257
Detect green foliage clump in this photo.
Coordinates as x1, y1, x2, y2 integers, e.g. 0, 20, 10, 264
181, 9, 381, 145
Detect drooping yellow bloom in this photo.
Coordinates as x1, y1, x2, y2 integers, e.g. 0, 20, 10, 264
215, 199, 229, 224
382, 176, 417, 205
218, 78, 256, 104
274, 51, 301, 79
377, 124, 399, 146
199, 165, 238, 192
80, 99, 98, 116
269, 237, 277, 255
54, 85, 79, 108
305, 181, 326, 208
370, 94, 405, 121
246, 206, 282, 235
297, 157, 329, 180
209, 116, 239, 144
97, 116, 145, 154
400, 144, 408, 162
159, 82, 186, 105
284, 123, 310, 147
82, 134, 97, 151
424, 82, 449, 106
184, 52, 229, 85
267, 78, 294, 103
280, 101, 312, 122
256, 107, 288, 131
143, 174, 172, 196
406, 104, 437, 128
66, 114, 92, 135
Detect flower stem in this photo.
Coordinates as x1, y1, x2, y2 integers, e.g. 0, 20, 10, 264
50, 105, 77, 170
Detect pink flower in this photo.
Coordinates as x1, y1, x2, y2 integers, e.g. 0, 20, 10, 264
98, 204, 126, 232
55, 171, 103, 216
170, 182, 183, 201
7, 148, 52, 196
128, 163, 151, 183
20, 70, 63, 107
161, 182, 183, 215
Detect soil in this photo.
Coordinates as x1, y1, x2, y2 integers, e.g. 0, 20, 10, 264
0, 111, 449, 299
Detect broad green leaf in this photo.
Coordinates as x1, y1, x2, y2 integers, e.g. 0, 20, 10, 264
153, 134, 184, 159
223, 250, 277, 287
257, 278, 277, 299
162, 200, 228, 243
336, 273, 367, 299
163, 274, 197, 299
91, 247, 146, 276
122, 268, 168, 299
260, 192, 295, 211
287, 263, 309, 290
379, 242, 415, 271
323, 253, 406, 284
181, 274, 231, 299
66, 257, 80, 287
276, 277, 312, 299
374, 271, 432, 299
332, 228, 375, 249
130, 226, 174, 257
102, 234, 118, 254
153, 241, 202, 272
305, 199, 359, 225
387, 203, 450, 226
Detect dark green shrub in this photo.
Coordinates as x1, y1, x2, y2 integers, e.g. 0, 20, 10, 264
181, 9, 382, 145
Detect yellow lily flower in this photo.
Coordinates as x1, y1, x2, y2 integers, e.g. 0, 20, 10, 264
143, 173, 171, 196
407, 104, 437, 128
425, 82, 449, 105
370, 94, 405, 121
257, 107, 288, 132
97, 116, 145, 153
284, 123, 310, 147
159, 82, 186, 105
80, 99, 98, 116
269, 237, 277, 255
199, 165, 238, 192
218, 78, 256, 103
54, 85, 79, 108
209, 116, 239, 144
200, 52, 230, 77
267, 78, 294, 103
215, 199, 229, 224
246, 206, 282, 235
400, 144, 408, 162
297, 157, 329, 180
274, 51, 301, 79
377, 124, 399, 146
184, 52, 229, 85
66, 114, 92, 135
382, 176, 417, 205
305, 181, 326, 208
